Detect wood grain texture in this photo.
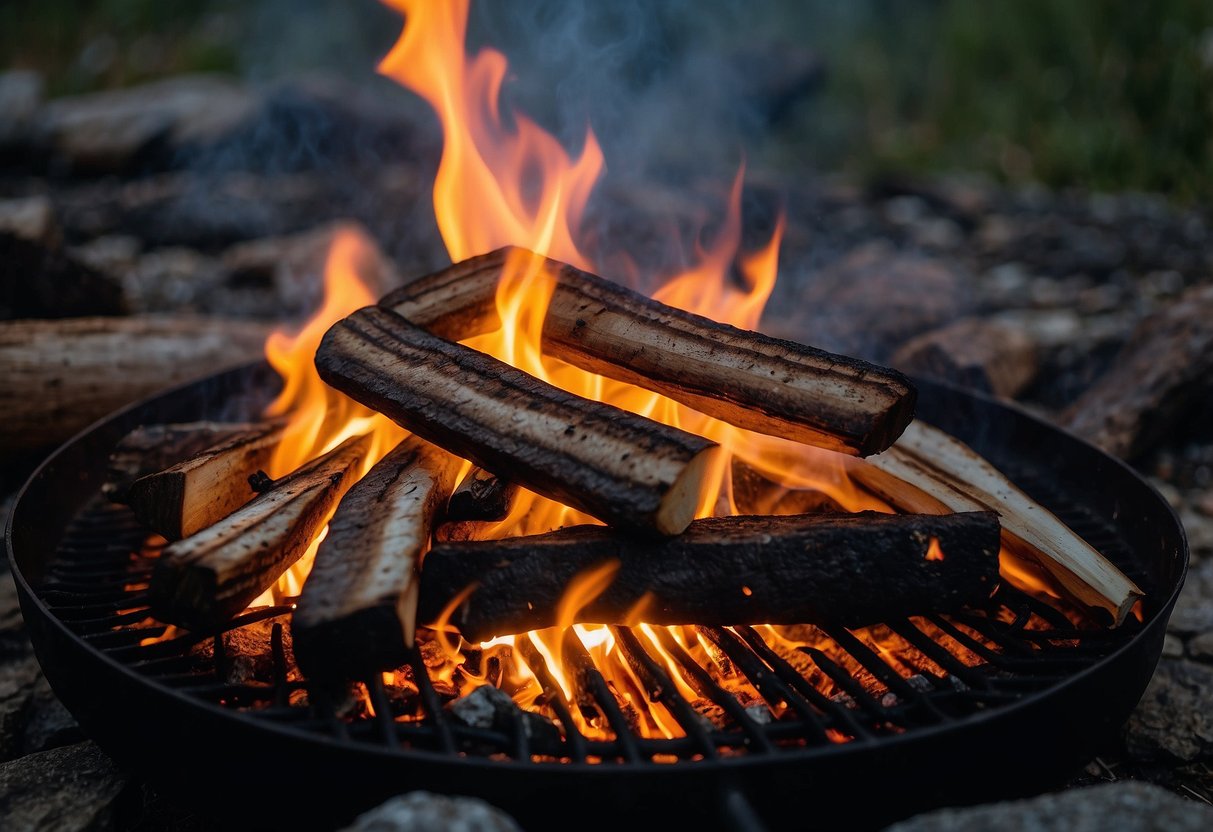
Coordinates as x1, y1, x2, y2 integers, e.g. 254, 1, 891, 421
419, 511, 1002, 642
292, 436, 462, 679
149, 434, 370, 630
315, 306, 719, 536
382, 247, 917, 456
104, 421, 261, 503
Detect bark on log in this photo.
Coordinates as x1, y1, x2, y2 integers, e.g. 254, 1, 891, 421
1062, 284, 1213, 460
0, 316, 270, 458
123, 421, 285, 540
292, 437, 462, 679
418, 511, 1001, 642
730, 459, 845, 516
104, 421, 262, 503
149, 434, 370, 630
315, 306, 719, 536
891, 317, 1037, 399
850, 420, 1142, 625
446, 466, 519, 522
381, 247, 916, 456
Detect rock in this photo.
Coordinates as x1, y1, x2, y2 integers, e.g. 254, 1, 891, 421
68, 236, 142, 282
793, 243, 973, 363
1062, 284, 1213, 460
447, 685, 560, 749
0, 70, 44, 151
0, 654, 42, 761
1124, 659, 1213, 762
0, 233, 127, 319
1162, 634, 1185, 658
891, 317, 1037, 398
0, 741, 128, 832
0, 196, 59, 247
886, 782, 1213, 832
1188, 631, 1213, 661
0, 566, 24, 649
221, 221, 400, 318
35, 75, 257, 173
21, 676, 83, 755
341, 792, 521, 832
1169, 559, 1213, 634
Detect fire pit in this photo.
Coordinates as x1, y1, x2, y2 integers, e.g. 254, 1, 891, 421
7, 364, 1186, 831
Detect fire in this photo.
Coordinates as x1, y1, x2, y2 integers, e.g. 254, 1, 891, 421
231, 0, 1085, 746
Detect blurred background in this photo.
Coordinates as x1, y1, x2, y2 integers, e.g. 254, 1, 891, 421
3, 0, 1211, 198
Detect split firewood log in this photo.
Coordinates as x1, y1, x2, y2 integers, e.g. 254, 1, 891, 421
381, 247, 916, 456
446, 466, 519, 522
149, 434, 371, 630
104, 421, 264, 503
315, 306, 719, 536
419, 511, 1001, 642
292, 436, 462, 679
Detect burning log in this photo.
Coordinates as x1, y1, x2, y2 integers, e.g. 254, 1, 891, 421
292, 437, 462, 679
149, 434, 370, 630
730, 459, 845, 516
314, 306, 718, 536
0, 316, 270, 457
417, 511, 1001, 642
124, 421, 285, 540
104, 421, 264, 503
381, 247, 917, 456
447, 466, 519, 522
850, 420, 1142, 624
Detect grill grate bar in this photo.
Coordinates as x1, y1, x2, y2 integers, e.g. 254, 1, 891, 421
560, 630, 643, 762
514, 636, 590, 762
406, 648, 455, 753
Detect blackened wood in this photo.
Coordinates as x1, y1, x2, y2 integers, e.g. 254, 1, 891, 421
125, 421, 285, 540
381, 247, 917, 456
1063, 284, 1213, 460
315, 305, 718, 536
447, 466, 519, 522
730, 459, 845, 516
149, 434, 370, 630
292, 436, 461, 679
418, 511, 1001, 642
104, 421, 261, 503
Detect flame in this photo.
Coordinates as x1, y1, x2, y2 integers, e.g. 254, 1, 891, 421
221, 0, 1092, 748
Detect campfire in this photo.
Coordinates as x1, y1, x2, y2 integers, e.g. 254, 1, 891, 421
94, 0, 1143, 746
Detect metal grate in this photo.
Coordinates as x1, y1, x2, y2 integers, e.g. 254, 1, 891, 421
40, 473, 1148, 768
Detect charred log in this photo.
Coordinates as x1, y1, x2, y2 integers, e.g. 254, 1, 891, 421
292, 437, 462, 679
418, 511, 1001, 642
381, 247, 917, 456
447, 466, 519, 522
149, 434, 370, 630
315, 306, 718, 536
104, 421, 263, 503
124, 421, 285, 540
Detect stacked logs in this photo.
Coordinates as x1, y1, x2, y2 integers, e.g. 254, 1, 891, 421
110, 248, 1138, 682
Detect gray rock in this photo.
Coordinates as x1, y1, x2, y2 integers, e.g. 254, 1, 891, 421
0, 654, 41, 761
1124, 659, 1213, 762
0, 741, 128, 832
0, 566, 24, 645
1169, 558, 1213, 634
341, 792, 521, 832
886, 782, 1213, 832
1162, 633, 1185, 658
0, 70, 44, 149
21, 676, 82, 755
0, 196, 59, 247
1188, 631, 1213, 661
36, 75, 256, 172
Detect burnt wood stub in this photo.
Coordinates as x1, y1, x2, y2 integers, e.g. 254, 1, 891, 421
418, 511, 1002, 642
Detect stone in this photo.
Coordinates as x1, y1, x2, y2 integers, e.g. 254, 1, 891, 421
887, 781, 1213, 832
35, 75, 257, 173
1168, 559, 1213, 634
1124, 659, 1213, 762
0, 741, 128, 832
891, 317, 1038, 398
341, 792, 521, 832
21, 676, 83, 755
0, 654, 40, 761
0, 196, 59, 247
792, 242, 973, 363
1162, 634, 1185, 658
447, 686, 560, 748
1187, 631, 1213, 661
0, 70, 44, 150
221, 221, 400, 318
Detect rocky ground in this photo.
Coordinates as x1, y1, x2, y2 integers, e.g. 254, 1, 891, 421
2, 68, 1213, 829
